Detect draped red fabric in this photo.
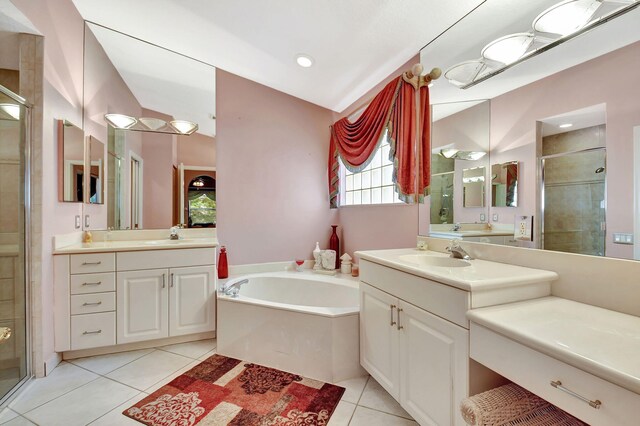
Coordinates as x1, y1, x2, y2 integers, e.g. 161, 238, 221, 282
328, 74, 431, 208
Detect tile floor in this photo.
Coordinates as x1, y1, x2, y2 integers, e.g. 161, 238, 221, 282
0, 339, 416, 425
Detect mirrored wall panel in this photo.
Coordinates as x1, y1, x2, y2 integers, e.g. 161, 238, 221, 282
491, 161, 518, 207
57, 120, 84, 203
87, 136, 104, 204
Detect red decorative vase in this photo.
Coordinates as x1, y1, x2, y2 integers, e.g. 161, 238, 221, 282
329, 225, 340, 269
218, 246, 229, 279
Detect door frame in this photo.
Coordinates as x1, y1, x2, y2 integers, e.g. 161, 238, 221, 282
178, 164, 216, 225
129, 151, 144, 229
634, 126, 640, 259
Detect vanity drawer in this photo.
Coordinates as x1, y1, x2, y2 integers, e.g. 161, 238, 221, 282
70, 292, 115, 315
470, 323, 640, 426
70, 312, 116, 350
70, 272, 116, 294
360, 259, 470, 328
117, 248, 216, 271
70, 253, 115, 274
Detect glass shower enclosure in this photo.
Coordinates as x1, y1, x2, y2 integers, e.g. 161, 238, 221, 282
0, 85, 31, 404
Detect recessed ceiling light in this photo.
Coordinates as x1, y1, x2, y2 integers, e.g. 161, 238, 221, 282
533, 0, 602, 36
559, 123, 573, 128
295, 54, 314, 68
481, 33, 535, 65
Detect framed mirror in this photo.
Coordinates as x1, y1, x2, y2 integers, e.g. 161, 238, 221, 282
82, 22, 217, 230
420, 1, 640, 260
491, 161, 518, 207
86, 136, 105, 204
57, 119, 84, 203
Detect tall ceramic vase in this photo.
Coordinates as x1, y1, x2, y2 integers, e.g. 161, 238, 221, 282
329, 225, 340, 270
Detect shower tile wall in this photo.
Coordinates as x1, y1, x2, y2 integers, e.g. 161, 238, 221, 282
430, 154, 454, 224
543, 125, 606, 256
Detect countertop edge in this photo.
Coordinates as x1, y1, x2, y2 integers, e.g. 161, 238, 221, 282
53, 241, 218, 255
467, 299, 640, 395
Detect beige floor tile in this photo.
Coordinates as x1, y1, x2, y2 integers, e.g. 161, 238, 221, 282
3, 415, 36, 425
348, 406, 418, 426
88, 392, 146, 425
159, 339, 217, 359
334, 375, 369, 404
144, 359, 201, 394
327, 400, 356, 426
23, 377, 139, 426
358, 377, 412, 419
69, 348, 154, 375
9, 362, 98, 414
197, 348, 218, 361
0, 407, 19, 424
106, 350, 192, 391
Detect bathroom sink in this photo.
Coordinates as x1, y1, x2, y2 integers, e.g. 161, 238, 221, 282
398, 254, 471, 268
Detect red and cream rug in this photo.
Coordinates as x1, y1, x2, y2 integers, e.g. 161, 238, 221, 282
123, 354, 345, 426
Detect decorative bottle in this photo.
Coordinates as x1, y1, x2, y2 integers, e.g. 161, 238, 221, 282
329, 225, 340, 269
218, 246, 229, 279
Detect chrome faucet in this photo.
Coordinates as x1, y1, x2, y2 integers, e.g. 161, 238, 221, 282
446, 240, 472, 260
452, 223, 462, 231
169, 225, 183, 240
221, 279, 248, 298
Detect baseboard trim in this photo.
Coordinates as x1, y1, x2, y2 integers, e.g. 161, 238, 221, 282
44, 352, 63, 376
61, 331, 216, 360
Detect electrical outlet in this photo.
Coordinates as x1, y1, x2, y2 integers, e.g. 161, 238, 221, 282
74, 215, 81, 229
515, 216, 533, 241
518, 220, 527, 237
84, 215, 90, 229
492, 214, 499, 222
480, 213, 486, 222
613, 233, 634, 245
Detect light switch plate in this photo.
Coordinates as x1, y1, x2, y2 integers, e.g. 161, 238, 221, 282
84, 215, 90, 229
613, 233, 633, 245
74, 215, 81, 229
480, 213, 486, 222
492, 214, 499, 222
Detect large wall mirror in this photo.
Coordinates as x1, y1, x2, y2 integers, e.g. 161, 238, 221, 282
419, 1, 640, 261
82, 22, 217, 230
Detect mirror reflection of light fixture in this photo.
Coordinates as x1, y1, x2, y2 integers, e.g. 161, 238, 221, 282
533, 0, 602, 36
139, 117, 167, 131
105, 113, 137, 129
0, 103, 20, 120
440, 149, 486, 161
481, 33, 535, 65
192, 179, 205, 187
170, 120, 199, 135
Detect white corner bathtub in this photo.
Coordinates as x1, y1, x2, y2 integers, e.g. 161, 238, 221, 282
217, 271, 365, 383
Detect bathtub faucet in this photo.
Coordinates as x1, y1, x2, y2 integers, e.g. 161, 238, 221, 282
221, 279, 248, 298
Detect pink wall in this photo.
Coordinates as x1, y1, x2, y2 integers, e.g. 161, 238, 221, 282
216, 69, 337, 264
177, 133, 216, 167
141, 109, 176, 229
335, 55, 421, 258
490, 41, 640, 259
13, 0, 85, 369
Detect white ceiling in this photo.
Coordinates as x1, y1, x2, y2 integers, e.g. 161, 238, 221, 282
540, 104, 606, 137
0, 0, 39, 35
72, 0, 484, 113
87, 23, 217, 136
425, 1, 640, 120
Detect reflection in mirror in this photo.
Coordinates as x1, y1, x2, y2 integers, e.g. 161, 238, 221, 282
491, 161, 518, 207
87, 136, 104, 204
463, 166, 485, 208
83, 22, 216, 230
57, 120, 84, 203
430, 154, 454, 224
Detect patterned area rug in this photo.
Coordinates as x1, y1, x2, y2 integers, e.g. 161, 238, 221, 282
124, 354, 345, 425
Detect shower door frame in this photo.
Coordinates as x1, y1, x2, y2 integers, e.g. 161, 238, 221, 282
0, 84, 33, 406
539, 146, 607, 255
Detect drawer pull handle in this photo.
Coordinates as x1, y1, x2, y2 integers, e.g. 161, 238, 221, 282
82, 261, 102, 265
82, 301, 102, 306
170, 273, 174, 288
82, 329, 102, 335
82, 281, 102, 286
397, 308, 404, 330
162, 274, 166, 289
390, 304, 396, 326
550, 380, 601, 409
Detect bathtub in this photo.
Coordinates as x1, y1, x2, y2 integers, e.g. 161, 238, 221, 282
217, 271, 365, 383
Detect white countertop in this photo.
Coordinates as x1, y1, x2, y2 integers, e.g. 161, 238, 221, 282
53, 238, 218, 254
355, 248, 557, 291
467, 297, 640, 394
429, 230, 514, 238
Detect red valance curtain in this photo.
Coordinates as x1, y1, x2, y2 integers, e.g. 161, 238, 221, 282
328, 75, 431, 208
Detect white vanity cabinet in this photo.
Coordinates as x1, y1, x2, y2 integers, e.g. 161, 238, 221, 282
54, 247, 216, 353
360, 260, 470, 426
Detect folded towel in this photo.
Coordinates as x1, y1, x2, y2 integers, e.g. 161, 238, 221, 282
503, 404, 586, 426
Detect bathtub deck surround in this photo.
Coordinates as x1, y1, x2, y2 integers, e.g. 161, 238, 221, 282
52, 229, 218, 359
217, 270, 365, 384
355, 247, 558, 426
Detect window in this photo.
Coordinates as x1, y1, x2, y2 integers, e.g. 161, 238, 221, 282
341, 134, 401, 206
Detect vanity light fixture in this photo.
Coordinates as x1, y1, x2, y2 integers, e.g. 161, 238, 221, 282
444, 60, 489, 87
105, 113, 137, 129
139, 117, 168, 131
440, 148, 459, 158
481, 33, 535, 65
193, 179, 205, 187
295, 54, 314, 68
440, 148, 487, 161
0, 103, 20, 120
170, 120, 199, 135
533, 0, 602, 36
559, 123, 573, 128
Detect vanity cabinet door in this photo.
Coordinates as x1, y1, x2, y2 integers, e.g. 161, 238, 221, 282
360, 283, 400, 400
399, 301, 468, 426
169, 266, 215, 336
117, 269, 169, 344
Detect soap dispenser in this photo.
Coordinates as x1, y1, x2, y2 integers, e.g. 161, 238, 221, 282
313, 242, 322, 270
